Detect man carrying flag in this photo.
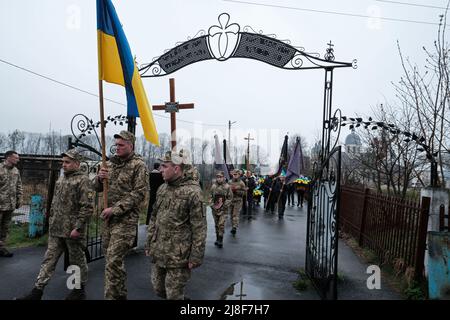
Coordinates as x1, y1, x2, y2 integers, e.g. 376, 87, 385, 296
96, 0, 154, 300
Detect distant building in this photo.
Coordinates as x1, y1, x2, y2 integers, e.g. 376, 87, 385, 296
344, 128, 362, 155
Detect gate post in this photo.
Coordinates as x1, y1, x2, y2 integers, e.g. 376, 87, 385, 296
415, 196, 430, 279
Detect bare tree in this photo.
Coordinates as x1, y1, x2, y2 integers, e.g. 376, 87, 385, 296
347, 103, 427, 197
393, 10, 450, 186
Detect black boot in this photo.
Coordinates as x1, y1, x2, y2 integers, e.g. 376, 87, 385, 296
217, 236, 223, 248
65, 285, 86, 300
15, 287, 43, 300
214, 233, 219, 246
230, 227, 236, 235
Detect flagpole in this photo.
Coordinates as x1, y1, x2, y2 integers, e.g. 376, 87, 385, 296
98, 79, 109, 211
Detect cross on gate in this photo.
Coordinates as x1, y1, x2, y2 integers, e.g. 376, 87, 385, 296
244, 133, 254, 172
153, 78, 194, 150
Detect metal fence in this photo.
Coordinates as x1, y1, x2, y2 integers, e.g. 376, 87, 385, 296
340, 186, 430, 278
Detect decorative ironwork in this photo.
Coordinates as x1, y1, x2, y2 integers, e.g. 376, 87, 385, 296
339, 116, 439, 187
139, 13, 356, 77
306, 146, 341, 300
69, 113, 129, 159
208, 13, 240, 61
137, 12, 356, 300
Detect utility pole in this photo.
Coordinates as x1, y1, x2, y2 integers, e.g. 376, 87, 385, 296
244, 133, 254, 172
228, 120, 237, 165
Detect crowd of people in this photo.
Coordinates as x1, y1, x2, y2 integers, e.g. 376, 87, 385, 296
0, 130, 309, 300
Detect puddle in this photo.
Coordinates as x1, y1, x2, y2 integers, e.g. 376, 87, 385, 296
219, 279, 264, 300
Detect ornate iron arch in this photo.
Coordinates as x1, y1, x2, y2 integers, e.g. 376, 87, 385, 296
139, 13, 357, 77
138, 12, 357, 300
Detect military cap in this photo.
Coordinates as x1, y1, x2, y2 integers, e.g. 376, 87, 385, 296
158, 149, 192, 165
216, 171, 225, 177
61, 149, 83, 162
113, 130, 136, 144
231, 169, 241, 175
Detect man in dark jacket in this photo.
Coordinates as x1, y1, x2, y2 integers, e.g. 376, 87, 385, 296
245, 171, 256, 213
146, 163, 164, 225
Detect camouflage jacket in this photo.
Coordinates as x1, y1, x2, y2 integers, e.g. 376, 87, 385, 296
210, 181, 233, 212
0, 162, 23, 211
146, 175, 206, 268
49, 169, 93, 239
94, 153, 149, 226
229, 178, 246, 201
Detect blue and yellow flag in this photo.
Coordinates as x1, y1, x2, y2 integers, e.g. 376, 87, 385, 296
97, 0, 159, 145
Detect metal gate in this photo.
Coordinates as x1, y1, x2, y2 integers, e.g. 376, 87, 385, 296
85, 190, 104, 262
305, 65, 343, 299
306, 146, 341, 300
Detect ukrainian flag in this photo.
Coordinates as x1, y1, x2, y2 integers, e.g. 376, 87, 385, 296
97, 0, 159, 145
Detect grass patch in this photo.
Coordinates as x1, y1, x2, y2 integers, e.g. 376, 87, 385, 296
292, 268, 311, 292
403, 280, 426, 300
6, 223, 48, 249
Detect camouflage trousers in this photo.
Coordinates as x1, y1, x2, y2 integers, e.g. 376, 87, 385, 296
212, 209, 227, 237
150, 263, 191, 300
0, 210, 13, 249
35, 236, 88, 290
103, 223, 136, 300
230, 200, 242, 229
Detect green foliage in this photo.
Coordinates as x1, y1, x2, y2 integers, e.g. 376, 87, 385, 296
292, 268, 310, 292
404, 281, 426, 300
6, 223, 48, 248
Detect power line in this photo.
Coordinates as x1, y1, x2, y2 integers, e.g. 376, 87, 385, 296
222, 0, 450, 26
0, 58, 226, 127
375, 0, 450, 10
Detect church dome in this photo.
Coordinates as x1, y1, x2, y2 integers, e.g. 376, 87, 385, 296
345, 131, 362, 146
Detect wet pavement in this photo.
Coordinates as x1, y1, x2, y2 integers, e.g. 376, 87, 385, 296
0, 203, 403, 300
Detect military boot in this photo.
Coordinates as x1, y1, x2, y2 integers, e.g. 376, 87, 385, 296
230, 227, 236, 236
217, 236, 223, 248
65, 285, 86, 300
214, 233, 219, 246
15, 287, 43, 300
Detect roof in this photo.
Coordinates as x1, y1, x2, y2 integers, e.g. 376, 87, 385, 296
345, 131, 362, 146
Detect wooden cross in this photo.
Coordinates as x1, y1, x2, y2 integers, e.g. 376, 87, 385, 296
244, 133, 254, 172
152, 78, 194, 150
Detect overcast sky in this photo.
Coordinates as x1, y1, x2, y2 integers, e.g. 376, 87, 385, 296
0, 0, 448, 166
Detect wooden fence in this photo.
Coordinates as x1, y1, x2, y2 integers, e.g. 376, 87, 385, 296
340, 186, 430, 278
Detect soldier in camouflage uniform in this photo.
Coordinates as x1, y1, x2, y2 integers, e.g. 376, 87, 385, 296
95, 131, 149, 300
210, 171, 233, 248
0, 150, 22, 258
16, 149, 93, 300
145, 149, 206, 300
229, 170, 246, 236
